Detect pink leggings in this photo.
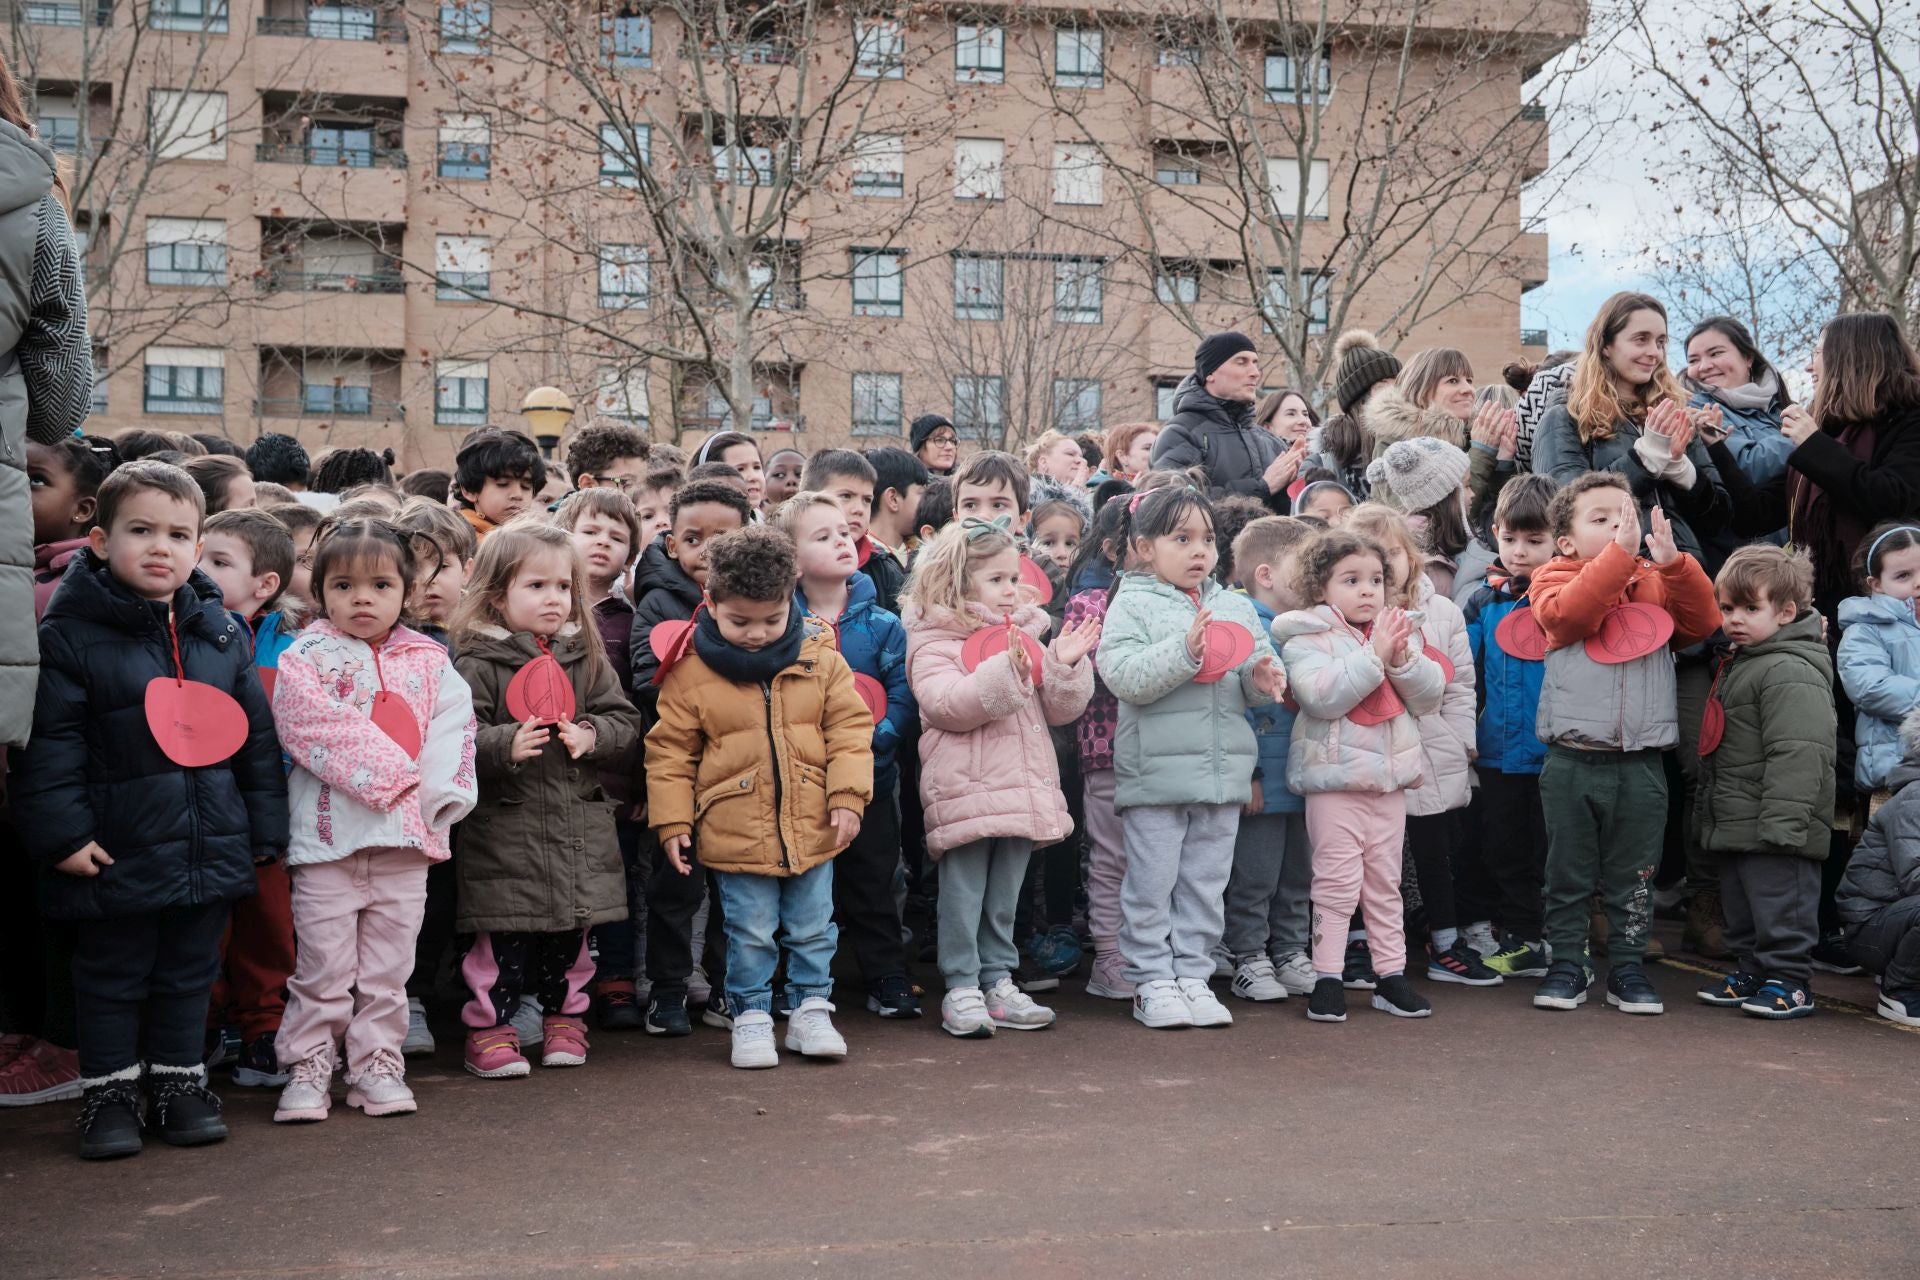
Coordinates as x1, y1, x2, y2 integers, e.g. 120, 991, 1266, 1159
1305, 791, 1407, 977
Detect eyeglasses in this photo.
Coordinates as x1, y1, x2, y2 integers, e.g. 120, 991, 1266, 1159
924, 432, 958, 447
590, 474, 638, 492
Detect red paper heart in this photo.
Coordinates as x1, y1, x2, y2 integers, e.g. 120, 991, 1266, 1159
1018, 555, 1054, 606
1349, 679, 1406, 726
1194, 620, 1255, 684
647, 618, 697, 685
371, 691, 423, 759
1584, 602, 1675, 665
506, 652, 576, 723
960, 623, 1046, 687
1494, 609, 1547, 661
257, 666, 278, 703
1698, 697, 1726, 757
852, 673, 887, 723
1424, 642, 1456, 683
145, 677, 249, 768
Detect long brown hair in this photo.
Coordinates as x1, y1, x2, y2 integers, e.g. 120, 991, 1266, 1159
1810, 313, 1920, 426
0, 52, 71, 206
1566, 292, 1686, 444
450, 521, 607, 672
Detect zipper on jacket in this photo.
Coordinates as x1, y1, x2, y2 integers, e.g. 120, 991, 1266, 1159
762, 682, 790, 869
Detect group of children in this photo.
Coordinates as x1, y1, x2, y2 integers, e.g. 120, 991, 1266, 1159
9, 399, 1920, 1164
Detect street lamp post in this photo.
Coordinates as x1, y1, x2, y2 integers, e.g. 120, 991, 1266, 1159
521, 386, 574, 458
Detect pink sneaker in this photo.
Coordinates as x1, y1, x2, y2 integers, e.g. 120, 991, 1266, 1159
1086, 950, 1134, 1000
463, 1026, 530, 1079
0, 1040, 82, 1107
540, 1016, 589, 1067
0, 1033, 36, 1068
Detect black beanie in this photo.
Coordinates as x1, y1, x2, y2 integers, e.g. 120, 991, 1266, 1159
909, 413, 954, 452
1195, 331, 1257, 383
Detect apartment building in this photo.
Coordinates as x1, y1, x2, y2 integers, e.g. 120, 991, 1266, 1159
5, 0, 1584, 466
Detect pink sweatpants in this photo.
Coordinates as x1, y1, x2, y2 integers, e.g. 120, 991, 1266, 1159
1305, 791, 1407, 978
276, 847, 429, 1079
1082, 768, 1127, 944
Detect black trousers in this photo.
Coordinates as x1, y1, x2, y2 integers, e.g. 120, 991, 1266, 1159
1477, 766, 1549, 941
1405, 811, 1462, 937
588, 819, 647, 983
1847, 895, 1920, 991
407, 856, 458, 1002
644, 830, 726, 1001
833, 791, 907, 984
72, 902, 231, 1078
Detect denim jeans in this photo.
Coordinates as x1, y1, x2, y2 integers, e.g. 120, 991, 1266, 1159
714, 862, 837, 1015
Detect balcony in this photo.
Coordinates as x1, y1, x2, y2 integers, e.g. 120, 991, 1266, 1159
17, 0, 111, 25
256, 142, 407, 169
254, 391, 404, 419
258, 265, 404, 294
257, 12, 407, 42
1521, 328, 1548, 348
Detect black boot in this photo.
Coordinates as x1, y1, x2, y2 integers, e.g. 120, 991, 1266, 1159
75, 1072, 145, 1160
146, 1063, 228, 1147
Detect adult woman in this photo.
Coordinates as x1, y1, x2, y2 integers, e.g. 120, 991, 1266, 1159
1256, 388, 1318, 446
1101, 422, 1158, 483
910, 414, 958, 477
1365, 347, 1516, 520
1684, 315, 1794, 552
1532, 292, 1729, 563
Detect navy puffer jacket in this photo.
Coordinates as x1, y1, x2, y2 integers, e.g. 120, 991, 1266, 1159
12, 553, 288, 920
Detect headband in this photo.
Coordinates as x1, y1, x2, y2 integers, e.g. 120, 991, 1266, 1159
1866, 526, 1920, 573
962, 515, 1013, 541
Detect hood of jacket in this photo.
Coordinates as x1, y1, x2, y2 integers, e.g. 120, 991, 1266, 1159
1170, 373, 1256, 432
634, 535, 702, 612
0, 119, 54, 218
1271, 604, 1341, 644
456, 620, 594, 670
1367, 385, 1469, 451
1838, 592, 1918, 634
1736, 610, 1831, 670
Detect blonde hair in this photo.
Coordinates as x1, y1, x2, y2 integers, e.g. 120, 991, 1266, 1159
903, 521, 1018, 623
768, 489, 845, 535
1024, 430, 1073, 471
1344, 503, 1426, 608
450, 521, 606, 672
1397, 348, 1474, 415
1566, 291, 1687, 444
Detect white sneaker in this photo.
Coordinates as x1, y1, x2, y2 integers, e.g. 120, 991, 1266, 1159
402, 997, 435, 1058
1230, 957, 1289, 1002
1271, 951, 1317, 996
510, 997, 544, 1048
688, 964, 713, 1008
1177, 977, 1234, 1027
941, 987, 995, 1038
1461, 920, 1500, 960
1132, 979, 1192, 1029
345, 1053, 416, 1117
730, 1010, 778, 1069
983, 978, 1056, 1030
1210, 945, 1234, 978
783, 997, 848, 1058
273, 1053, 333, 1123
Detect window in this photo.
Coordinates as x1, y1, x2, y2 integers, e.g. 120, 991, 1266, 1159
593, 366, 649, 422
854, 19, 903, 78
143, 347, 223, 415
955, 22, 1003, 83
851, 133, 903, 197
437, 114, 491, 180
953, 374, 1003, 439
703, 384, 774, 431
714, 143, 775, 187
953, 137, 1003, 200
1155, 157, 1199, 186
1265, 48, 1331, 101
1157, 42, 1198, 68
1053, 143, 1103, 205
1266, 157, 1330, 220
90, 363, 107, 416
435, 359, 489, 425
598, 244, 648, 308
309, 125, 373, 168
150, 90, 226, 160
434, 235, 491, 300
303, 382, 373, 416
953, 254, 1002, 321
1053, 378, 1101, 430
150, 0, 227, 32
1155, 382, 1179, 419
1155, 262, 1198, 304
1055, 28, 1103, 89
1265, 269, 1331, 334
35, 94, 79, 154
850, 249, 904, 317
1053, 258, 1102, 324
307, 5, 375, 39
852, 372, 902, 436
600, 123, 647, 187
604, 10, 651, 67
439, 0, 488, 53
145, 218, 225, 287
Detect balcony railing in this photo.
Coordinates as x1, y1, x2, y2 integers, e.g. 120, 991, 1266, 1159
259, 266, 405, 294
257, 13, 408, 43
678, 412, 805, 434
682, 282, 806, 312
21, 0, 111, 26
1521, 327, 1548, 347
255, 393, 404, 419
1520, 103, 1548, 122
255, 142, 407, 169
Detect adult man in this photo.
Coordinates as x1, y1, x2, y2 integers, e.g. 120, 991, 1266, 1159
909, 413, 958, 477
1151, 332, 1295, 511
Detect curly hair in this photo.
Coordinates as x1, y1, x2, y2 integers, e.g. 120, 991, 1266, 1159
1293, 529, 1387, 606
1547, 470, 1631, 541
245, 432, 312, 486
312, 446, 397, 495
703, 524, 798, 603
1343, 504, 1425, 607
565, 421, 652, 485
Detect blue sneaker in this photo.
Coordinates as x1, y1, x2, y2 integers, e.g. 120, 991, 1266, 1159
1533, 959, 1592, 1010
1741, 978, 1814, 1020
1697, 970, 1763, 1007
1025, 927, 1082, 981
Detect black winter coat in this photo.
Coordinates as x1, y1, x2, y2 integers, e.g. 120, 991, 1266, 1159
1149, 376, 1287, 511
627, 534, 704, 715
12, 554, 288, 920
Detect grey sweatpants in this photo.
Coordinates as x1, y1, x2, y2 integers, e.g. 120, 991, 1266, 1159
1119, 803, 1240, 986
1223, 810, 1313, 961
1720, 852, 1820, 983
1846, 895, 1920, 991
936, 837, 1034, 990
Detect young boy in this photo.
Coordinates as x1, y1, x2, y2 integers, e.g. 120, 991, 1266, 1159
452, 427, 545, 540
647, 525, 874, 1069
566, 421, 651, 496
393, 497, 478, 645
800, 450, 897, 614
12, 461, 288, 1159
864, 446, 930, 564
1837, 704, 1920, 1027
1530, 473, 1719, 1016
1224, 517, 1317, 1001
951, 451, 1029, 528
1693, 545, 1834, 1019
626, 478, 752, 1035
263, 501, 322, 605
631, 463, 681, 550
1462, 474, 1559, 977
773, 493, 918, 1017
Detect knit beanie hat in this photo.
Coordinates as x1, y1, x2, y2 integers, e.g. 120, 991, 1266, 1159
1332, 330, 1402, 415
1367, 437, 1469, 514
1194, 331, 1257, 383
909, 413, 954, 452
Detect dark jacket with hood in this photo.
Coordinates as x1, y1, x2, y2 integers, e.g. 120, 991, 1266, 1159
1150, 375, 1286, 511
1837, 706, 1920, 929
626, 534, 705, 714
12, 555, 288, 920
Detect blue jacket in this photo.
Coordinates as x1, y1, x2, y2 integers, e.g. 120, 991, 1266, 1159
1686, 387, 1791, 487
795, 570, 913, 790
1836, 593, 1920, 791
1463, 574, 1547, 775
1246, 597, 1304, 814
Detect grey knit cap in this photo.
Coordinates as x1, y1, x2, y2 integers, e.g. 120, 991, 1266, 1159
1366, 437, 1470, 513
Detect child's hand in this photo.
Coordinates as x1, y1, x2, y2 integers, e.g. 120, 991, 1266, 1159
829, 807, 861, 845
556, 717, 597, 760
1613, 492, 1643, 557
1371, 608, 1409, 665
1185, 608, 1214, 662
1008, 631, 1034, 685
1245, 778, 1264, 816
509, 716, 550, 762
662, 835, 693, 874
1249, 654, 1286, 699
54, 841, 112, 878
1050, 615, 1102, 666
1646, 505, 1680, 565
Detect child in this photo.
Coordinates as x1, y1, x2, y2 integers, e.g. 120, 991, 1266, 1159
1836, 523, 1920, 808
951, 451, 1029, 527
1030, 499, 1084, 570
393, 496, 478, 642
1064, 499, 1132, 997
264, 501, 323, 605
28, 437, 115, 614
631, 464, 680, 549
1837, 704, 1920, 1026
1692, 545, 1834, 1019
183, 454, 256, 516
450, 523, 642, 1077
773, 493, 918, 1017
566, 421, 651, 494
12, 461, 288, 1158
692, 430, 766, 511
802, 449, 902, 616
915, 477, 954, 547
764, 447, 806, 508
1366, 437, 1473, 600
452, 427, 545, 540
271, 520, 478, 1120
647, 525, 875, 1067
626, 478, 752, 1033
1293, 480, 1355, 526
1530, 472, 1720, 1015
1275, 529, 1445, 1023
904, 520, 1097, 1037
864, 446, 930, 563
1099, 488, 1287, 1029
1223, 516, 1318, 1000
1462, 475, 1560, 976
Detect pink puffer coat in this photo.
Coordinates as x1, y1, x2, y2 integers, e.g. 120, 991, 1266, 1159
1405, 577, 1477, 817
905, 601, 1094, 858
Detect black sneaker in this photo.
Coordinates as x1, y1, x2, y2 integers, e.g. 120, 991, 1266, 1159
230, 1034, 290, 1088
1606, 963, 1664, 1015
1533, 959, 1592, 1010
700, 990, 735, 1031
1810, 937, 1863, 975
1371, 973, 1433, 1018
75, 1079, 144, 1160
866, 974, 923, 1019
1877, 989, 1920, 1027
644, 993, 692, 1037
1342, 939, 1378, 990
1306, 976, 1348, 1023
1697, 969, 1763, 1007
596, 980, 646, 1031
1741, 978, 1815, 1020
146, 1068, 227, 1147
1425, 941, 1503, 986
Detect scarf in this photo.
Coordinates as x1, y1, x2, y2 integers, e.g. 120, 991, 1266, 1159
692, 601, 805, 684
1789, 419, 1878, 600
1696, 370, 1781, 415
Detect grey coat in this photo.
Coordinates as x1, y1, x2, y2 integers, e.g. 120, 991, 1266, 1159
1837, 709, 1920, 927
1530, 403, 1731, 565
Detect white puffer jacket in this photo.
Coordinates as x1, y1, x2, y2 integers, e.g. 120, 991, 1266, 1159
1405, 577, 1477, 817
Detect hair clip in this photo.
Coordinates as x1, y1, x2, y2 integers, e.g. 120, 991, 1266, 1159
1127, 492, 1149, 513
962, 515, 1012, 541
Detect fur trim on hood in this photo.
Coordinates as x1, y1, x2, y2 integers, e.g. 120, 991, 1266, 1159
1366, 385, 1468, 451
1028, 473, 1093, 524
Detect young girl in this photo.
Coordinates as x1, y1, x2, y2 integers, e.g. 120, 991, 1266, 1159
693, 431, 767, 511
183, 454, 256, 515
1344, 505, 1497, 986
1275, 529, 1445, 1023
1837, 523, 1920, 809
1065, 499, 1131, 998
1030, 499, 1085, 569
28, 436, 114, 615
904, 521, 1098, 1038
450, 524, 643, 1078
1097, 488, 1287, 1030
270, 520, 478, 1122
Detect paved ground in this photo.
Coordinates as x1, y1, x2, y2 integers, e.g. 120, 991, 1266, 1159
4, 924, 1917, 1279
